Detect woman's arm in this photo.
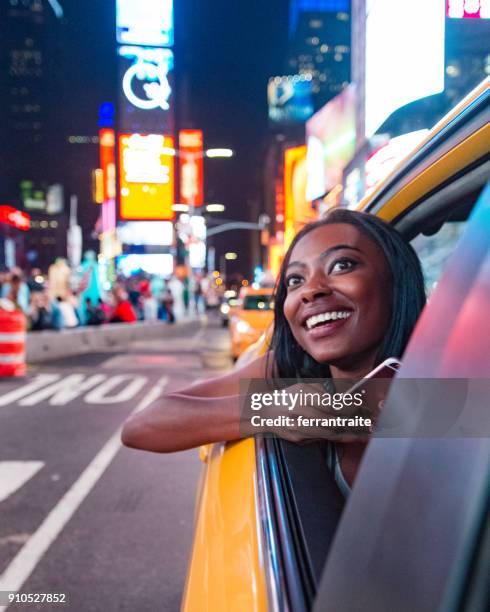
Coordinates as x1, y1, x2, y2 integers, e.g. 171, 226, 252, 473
121, 353, 273, 453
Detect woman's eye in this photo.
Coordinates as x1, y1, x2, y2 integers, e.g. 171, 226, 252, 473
286, 275, 303, 288
329, 258, 356, 274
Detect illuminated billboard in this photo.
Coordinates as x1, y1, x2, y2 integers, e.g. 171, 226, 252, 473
117, 221, 174, 246
0, 206, 30, 231
268, 75, 314, 123
118, 134, 175, 221
116, 0, 174, 46
118, 46, 174, 133
284, 146, 316, 249
306, 83, 356, 200
365, 0, 445, 137
117, 253, 174, 277
99, 128, 116, 202
446, 0, 490, 18
178, 130, 204, 207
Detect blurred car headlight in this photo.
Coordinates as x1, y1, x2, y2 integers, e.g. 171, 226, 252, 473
220, 303, 230, 315
236, 320, 252, 334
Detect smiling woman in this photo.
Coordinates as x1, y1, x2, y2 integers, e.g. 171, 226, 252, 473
272, 209, 426, 381
121, 210, 426, 486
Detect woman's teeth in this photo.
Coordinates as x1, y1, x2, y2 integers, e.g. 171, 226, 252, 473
305, 311, 352, 330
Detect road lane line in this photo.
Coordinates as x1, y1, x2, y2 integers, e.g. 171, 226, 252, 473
18, 374, 107, 406
0, 375, 61, 407
84, 375, 147, 404
0, 376, 168, 606
0, 462, 44, 503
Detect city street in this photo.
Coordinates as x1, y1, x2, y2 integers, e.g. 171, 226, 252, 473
0, 317, 232, 612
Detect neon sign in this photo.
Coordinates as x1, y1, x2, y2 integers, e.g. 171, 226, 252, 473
0, 206, 30, 231
179, 130, 204, 207
119, 46, 173, 111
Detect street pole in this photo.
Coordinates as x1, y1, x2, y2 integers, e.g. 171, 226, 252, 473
219, 253, 226, 280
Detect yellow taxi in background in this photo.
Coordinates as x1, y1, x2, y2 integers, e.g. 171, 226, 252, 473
229, 287, 274, 360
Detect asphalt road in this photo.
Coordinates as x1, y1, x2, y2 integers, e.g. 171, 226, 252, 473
0, 317, 233, 612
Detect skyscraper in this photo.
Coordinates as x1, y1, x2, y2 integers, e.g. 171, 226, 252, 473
0, 0, 62, 201
288, 0, 351, 109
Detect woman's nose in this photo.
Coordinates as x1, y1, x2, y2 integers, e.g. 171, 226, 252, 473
300, 274, 333, 303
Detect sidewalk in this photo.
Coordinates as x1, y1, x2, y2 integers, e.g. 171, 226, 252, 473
26, 318, 200, 364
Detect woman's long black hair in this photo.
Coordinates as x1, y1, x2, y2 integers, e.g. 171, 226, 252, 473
270, 209, 426, 379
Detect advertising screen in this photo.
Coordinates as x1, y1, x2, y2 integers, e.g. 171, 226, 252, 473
178, 130, 204, 207
268, 75, 314, 123
117, 221, 174, 246
118, 134, 175, 221
116, 0, 174, 46
365, 0, 445, 137
118, 46, 174, 134
117, 253, 174, 277
306, 83, 356, 200
99, 129, 116, 202
284, 146, 316, 249
446, 0, 490, 18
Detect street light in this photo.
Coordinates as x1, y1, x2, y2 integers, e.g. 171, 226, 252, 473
205, 203, 226, 212
224, 252, 238, 260
172, 203, 189, 212
161, 147, 234, 159
205, 148, 234, 158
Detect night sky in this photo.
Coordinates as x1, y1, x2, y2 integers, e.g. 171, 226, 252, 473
61, 0, 291, 276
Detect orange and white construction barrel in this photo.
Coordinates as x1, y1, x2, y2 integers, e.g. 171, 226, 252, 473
0, 306, 26, 377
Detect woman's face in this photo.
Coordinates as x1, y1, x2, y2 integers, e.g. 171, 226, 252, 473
283, 223, 392, 374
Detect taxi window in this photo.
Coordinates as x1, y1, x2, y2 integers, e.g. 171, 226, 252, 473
243, 295, 273, 310
409, 181, 486, 296
411, 222, 467, 295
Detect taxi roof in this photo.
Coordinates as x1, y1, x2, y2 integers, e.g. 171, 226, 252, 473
354, 77, 490, 227
239, 287, 274, 297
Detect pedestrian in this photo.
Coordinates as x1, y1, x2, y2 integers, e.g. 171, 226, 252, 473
167, 276, 185, 321
29, 291, 53, 331
162, 288, 175, 323
51, 295, 79, 330
85, 297, 105, 326
1, 269, 30, 314
110, 286, 137, 323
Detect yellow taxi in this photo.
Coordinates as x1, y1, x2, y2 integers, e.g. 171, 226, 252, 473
183, 78, 490, 611
228, 287, 274, 360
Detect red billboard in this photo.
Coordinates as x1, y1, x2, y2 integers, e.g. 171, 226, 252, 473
178, 129, 204, 207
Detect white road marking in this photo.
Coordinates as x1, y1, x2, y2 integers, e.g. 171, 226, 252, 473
0, 376, 168, 606
84, 375, 148, 404
0, 462, 44, 503
18, 374, 108, 406
0, 375, 61, 407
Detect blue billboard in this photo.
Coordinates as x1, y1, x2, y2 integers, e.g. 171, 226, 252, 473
268, 75, 314, 124
116, 0, 174, 47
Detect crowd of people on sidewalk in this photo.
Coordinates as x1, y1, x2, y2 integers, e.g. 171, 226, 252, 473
0, 265, 219, 332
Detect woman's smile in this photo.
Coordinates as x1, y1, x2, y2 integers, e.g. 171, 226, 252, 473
304, 309, 353, 339
283, 223, 392, 375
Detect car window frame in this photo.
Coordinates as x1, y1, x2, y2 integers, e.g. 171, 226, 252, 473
255, 436, 345, 611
